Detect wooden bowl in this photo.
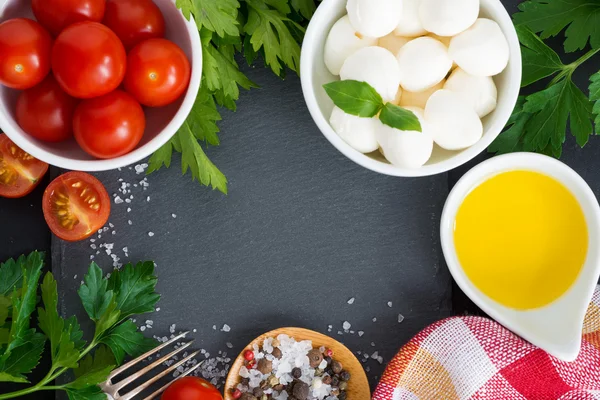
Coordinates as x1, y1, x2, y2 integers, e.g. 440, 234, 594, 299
224, 327, 370, 400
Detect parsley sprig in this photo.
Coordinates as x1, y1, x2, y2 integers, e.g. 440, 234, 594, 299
490, 1, 600, 157
148, 0, 317, 194
0, 252, 160, 400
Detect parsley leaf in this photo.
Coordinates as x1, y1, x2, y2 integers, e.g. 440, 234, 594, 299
67, 346, 114, 389
517, 25, 565, 87
291, 0, 316, 19
181, 0, 240, 38
513, 0, 600, 53
591, 71, 600, 131
0, 330, 45, 383
100, 321, 156, 365
107, 261, 160, 322
78, 263, 115, 322
38, 273, 80, 370
65, 385, 107, 400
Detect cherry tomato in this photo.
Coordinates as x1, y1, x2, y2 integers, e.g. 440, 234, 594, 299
32, 0, 106, 37
0, 134, 49, 198
42, 171, 110, 241
161, 377, 222, 400
73, 90, 145, 159
16, 75, 79, 143
0, 18, 52, 90
124, 38, 191, 107
103, 0, 165, 50
52, 22, 126, 99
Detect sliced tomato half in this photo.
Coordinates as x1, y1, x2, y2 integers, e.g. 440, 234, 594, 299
0, 133, 49, 198
43, 171, 110, 241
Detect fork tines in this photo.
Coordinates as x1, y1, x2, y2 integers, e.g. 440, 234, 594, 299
100, 331, 204, 400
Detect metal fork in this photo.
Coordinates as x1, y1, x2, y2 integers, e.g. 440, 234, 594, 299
100, 331, 203, 400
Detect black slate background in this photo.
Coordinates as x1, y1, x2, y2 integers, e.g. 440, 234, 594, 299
2, 0, 600, 399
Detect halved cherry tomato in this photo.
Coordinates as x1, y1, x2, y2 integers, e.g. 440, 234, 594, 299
42, 171, 110, 242
73, 90, 145, 159
124, 38, 191, 107
16, 74, 79, 143
103, 0, 165, 50
32, 0, 106, 37
161, 377, 222, 400
52, 22, 126, 99
0, 18, 52, 90
0, 134, 49, 198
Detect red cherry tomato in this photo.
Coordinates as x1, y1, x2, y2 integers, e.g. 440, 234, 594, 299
42, 171, 110, 241
16, 75, 79, 143
103, 0, 165, 50
52, 22, 126, 99
73, 90, 145, 159
161, 377, 222, 400
0, 134, 49, 198
0, 18, 52, 90
124, 38, 191, 107
32, 0, 106, 36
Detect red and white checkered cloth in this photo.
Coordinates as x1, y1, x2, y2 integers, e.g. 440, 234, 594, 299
373, 286, 600, 400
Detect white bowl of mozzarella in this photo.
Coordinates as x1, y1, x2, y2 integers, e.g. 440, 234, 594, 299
300, 0, 522, 176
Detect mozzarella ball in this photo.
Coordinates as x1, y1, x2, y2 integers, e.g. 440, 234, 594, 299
340, 46, 402, 102
378, 33, 410, 56
330, 106, 379, 153
399, 81, 443, 109
324, 16, 378, 75
347, 0, 403, 38
449, 19, 510, 77
444, 68, 497, 118
376, 107, 433, 169
394, 0, 427, 37
392, 86, 404, 105
425, 89, 483, 150
419, 0, 479, 36
397, 37, 452, 92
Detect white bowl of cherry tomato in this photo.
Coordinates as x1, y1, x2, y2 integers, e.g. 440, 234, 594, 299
0, 0, 202, 171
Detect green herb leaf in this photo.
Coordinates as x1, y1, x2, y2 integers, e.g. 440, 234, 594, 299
100, 321, 156, 365
0, 330, 45, 382
68, 346, 114, 390
178, 0, 240, 38
66, 385, 108, 400
290, 0, 316, 19
323, 80, 384, 117
107, 261, 160, 322
38, 273, 80, 370
65, 316, 86, 351
513, 0, 600, 53
489, 96, 528, 154
3, 253, 43, 355
244, 0, 302, 76
591, 71, 600, 131
379, 104, 422, 132
78, 263, 115, 321
517, 25, 565, 87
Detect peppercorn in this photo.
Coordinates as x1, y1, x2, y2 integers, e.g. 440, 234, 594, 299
339, 391, 347, 400
291, 367, 302, 379
260, 395, 268, 400
244, 350, 255, 361
274, 384, 284, 391
331, 360, 343, 374
247, 359, 257, 369
292, 381, 309, 400
267, 375, 279, 387
322, 375, 332, 385
240, 393, 257, 400
271, 347, 282, 359
253, 387, 264, 397
307, 349, 323, 368
232, 389, 243, 399
325, 368, 333, 376
324, 356, 332, 365
314, 368, 323, 377
242, 378, 250, 386
340, 370, 351, 381
257, 358, 273, 374
339, 381, 348, 391
325, 348, 334, 357
331, 376, 340, 387
331, 388, 340, 396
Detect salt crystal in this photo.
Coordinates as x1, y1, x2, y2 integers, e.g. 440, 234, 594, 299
140, 326, 146, 332
148, 232, 154, 237
127, 208, 131, 212
128, 220, 132, 225
398, 314, 405, 323
371, 342, 376, 347
114, 196, 124, 204
337, 331, 343, 335
387, 301, 393, 307
372, 317, 377, 322
226, 342, 233, 348
170, 324, 176, 333
371, 351, 379, 359
156, 308, 161, 312
358, 331, 364, 337
125, 198, 131, 203
147, 196, 150, 202
213, 325, 217, 330
103, 227, 109, 232
222, 324, 230, 332
112, 231, 116, 235
347, 297, 355, 305
109, 223, 114, 228
377, 356, 384, 364
342, 321, 351, 331
172, 214, 177, 218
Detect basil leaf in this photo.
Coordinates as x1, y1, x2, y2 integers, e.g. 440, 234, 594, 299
323, 80, 384, 117
379, 104, 422, 132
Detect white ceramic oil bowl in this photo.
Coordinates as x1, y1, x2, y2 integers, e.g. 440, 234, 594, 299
0, 0, 201, 171
300, 0, 522, 177
441, 153, 600, 361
